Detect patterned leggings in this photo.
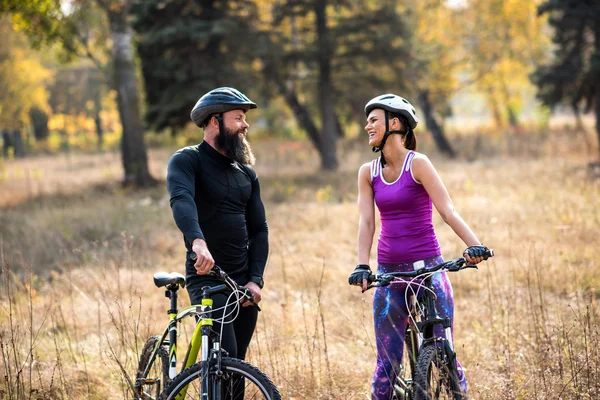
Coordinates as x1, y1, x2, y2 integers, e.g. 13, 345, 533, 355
372, 255, 467, 400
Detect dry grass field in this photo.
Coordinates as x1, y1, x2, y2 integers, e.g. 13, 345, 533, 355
0, 130, 599, 399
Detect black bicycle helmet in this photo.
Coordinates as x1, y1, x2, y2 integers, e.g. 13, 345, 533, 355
190, 87, 257, 127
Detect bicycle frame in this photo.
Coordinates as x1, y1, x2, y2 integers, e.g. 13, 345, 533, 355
137, 288, 201, 384
137, 285, 224, 392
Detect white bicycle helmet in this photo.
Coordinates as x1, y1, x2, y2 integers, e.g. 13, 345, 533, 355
364, 94, 419, 129
364, 94, 419, 165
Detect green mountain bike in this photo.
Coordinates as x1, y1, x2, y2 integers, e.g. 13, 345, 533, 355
133, 265, 280, 400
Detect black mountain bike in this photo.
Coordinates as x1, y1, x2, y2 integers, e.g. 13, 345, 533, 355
364, 249, 494, 400
133, 264, 281, 400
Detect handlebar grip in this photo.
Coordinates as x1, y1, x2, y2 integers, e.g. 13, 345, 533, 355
484, 248, 494, 260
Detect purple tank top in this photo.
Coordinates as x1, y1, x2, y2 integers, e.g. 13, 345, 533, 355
371, 151, 441, 264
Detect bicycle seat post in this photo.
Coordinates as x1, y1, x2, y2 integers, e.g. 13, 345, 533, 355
166, 284, 179, 316
166, 284, 179, 367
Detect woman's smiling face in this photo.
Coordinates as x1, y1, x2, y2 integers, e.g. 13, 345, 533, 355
365, 108, 387, 147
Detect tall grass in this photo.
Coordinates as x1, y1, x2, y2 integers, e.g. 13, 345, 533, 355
0, 131, 599, 399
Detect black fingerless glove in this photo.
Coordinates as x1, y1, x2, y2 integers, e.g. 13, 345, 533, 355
348, 264, 371, 285
463, 244, 491, 260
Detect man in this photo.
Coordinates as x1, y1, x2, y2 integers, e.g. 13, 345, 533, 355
166, 87, 268, 361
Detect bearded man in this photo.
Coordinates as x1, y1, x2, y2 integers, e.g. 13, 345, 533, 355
166, 87, 269, 362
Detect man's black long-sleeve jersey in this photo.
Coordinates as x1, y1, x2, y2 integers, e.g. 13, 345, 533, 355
166, 141, 269, 285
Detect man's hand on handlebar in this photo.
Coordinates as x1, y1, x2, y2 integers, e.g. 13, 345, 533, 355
242, 282, 262, 307
191, 239, 214, 275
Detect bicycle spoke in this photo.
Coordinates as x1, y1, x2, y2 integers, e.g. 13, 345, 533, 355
427, 355, 454, 400
172, 367, 208, 398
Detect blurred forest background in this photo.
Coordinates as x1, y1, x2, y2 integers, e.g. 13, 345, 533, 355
0, 0, 599, 399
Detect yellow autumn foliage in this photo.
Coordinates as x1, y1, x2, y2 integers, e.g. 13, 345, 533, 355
0, 17, 52, 130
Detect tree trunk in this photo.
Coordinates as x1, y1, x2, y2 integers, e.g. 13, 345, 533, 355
315, 0, 338, 170
595, 21, 600, 161
200, 0, 223, 85
12, 129, 25, 158
572, 103, 586, 132
507, 106, 519, 128
501, 77, 519, 129
335, 113, 344, 138
595, 88, 600, 161
94, 90, 104, 151
107, 4, 155, 187
278, 81, 322, 150
2, 130, 11, 157
261, 52, 323, 152
417, 90, 455, 158
487, 87, 504, 128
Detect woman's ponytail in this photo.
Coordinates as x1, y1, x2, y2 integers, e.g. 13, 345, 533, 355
404, 126, 417, 150
398, 115, 417, 151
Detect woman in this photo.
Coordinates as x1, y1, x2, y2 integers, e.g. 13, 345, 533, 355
348, 94, 489, 399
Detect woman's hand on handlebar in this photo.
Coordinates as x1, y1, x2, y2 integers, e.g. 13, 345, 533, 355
349, 264, 372, 291
463, 244, 492, 265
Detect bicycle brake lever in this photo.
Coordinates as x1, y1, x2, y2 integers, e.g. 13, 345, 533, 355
242, 297, 261, 311
361, 279, 391, 293
240, 289, 262, 311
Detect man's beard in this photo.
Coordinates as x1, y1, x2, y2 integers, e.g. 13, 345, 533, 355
215, 126, 256, 166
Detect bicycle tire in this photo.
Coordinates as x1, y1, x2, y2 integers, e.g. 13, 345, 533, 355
413, 344, 463, 400
134, 336, 170, 400
160, 357, 281, 400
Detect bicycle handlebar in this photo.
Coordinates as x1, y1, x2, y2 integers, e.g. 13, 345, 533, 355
190, 253, 261, 311
364, 248, 494, 292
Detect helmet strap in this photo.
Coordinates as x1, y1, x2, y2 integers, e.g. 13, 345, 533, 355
385, 110, 390, 136
216, 113, 224, 135
371, 110, 406, 166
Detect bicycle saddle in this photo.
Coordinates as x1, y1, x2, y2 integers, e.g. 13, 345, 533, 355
153, 272, 186, 289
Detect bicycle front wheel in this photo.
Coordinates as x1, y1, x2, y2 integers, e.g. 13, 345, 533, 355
161, 357, 281, 400
413, 344, 463, 400
135, 336, 170, 400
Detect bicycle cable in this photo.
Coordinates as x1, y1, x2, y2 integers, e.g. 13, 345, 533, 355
384, 270, 441, 331
216, 288, 251, 343
406, 272, 437, 329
